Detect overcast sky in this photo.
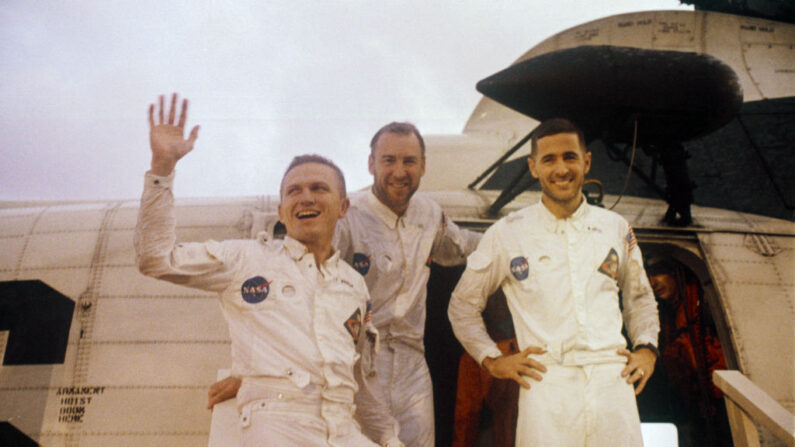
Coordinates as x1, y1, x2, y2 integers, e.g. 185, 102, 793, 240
0, 0, 692, 201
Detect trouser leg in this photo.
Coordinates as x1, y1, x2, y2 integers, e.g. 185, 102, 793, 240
377, 344, 435, 447
585, 363, 643, 447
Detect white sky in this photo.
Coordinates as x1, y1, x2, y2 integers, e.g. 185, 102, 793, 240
0, 0, 692, 201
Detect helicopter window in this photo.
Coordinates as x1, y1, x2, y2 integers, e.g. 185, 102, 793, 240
0, 280, 75, 365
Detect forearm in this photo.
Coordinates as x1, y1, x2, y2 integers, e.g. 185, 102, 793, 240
134, 171, 230, 290
449, 289, 501, 365
135, 171, 179, 277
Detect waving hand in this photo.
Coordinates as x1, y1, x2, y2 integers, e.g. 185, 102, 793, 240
148, 93, 200, 176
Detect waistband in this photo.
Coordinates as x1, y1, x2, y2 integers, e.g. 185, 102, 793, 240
237, 376, 354, 411
536, 345, 627, 366
382, 334, 425, 353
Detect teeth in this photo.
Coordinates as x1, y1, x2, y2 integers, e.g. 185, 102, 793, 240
297, 211, 319, 218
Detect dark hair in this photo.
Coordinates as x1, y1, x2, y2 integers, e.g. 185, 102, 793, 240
645, 257, 679, 276
369, 122, 425, 156
530, 118, 586, 158
280, 154, 346, 198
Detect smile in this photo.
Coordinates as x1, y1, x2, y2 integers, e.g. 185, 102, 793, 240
296, 210, 320, 219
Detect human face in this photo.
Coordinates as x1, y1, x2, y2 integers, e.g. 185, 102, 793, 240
278, 162, 349, 250
368, 132, 425, 215
648, 272, 678, 301
528, 132, 591, 218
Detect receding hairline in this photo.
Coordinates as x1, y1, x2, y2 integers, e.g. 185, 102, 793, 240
369, 122, 426, 157
279, 154, 347, 198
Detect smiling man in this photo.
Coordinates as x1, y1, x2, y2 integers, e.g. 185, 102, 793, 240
449, 118, 660, 446
207, 122, 482, 446
134, 94, 402, 447
332, 122, 482, 447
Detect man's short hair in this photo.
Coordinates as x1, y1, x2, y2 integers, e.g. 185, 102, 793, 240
369, 122, 425, 157
280, 154, 347, 198
645, 256, 679, 276
530, 118, 586, 158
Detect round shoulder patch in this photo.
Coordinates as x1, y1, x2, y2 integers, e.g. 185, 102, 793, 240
352, 253, 371, 276
241, 276, 271, 304
510, 256, 529, 281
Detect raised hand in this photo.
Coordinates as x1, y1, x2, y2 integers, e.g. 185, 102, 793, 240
148, 93, 200, 176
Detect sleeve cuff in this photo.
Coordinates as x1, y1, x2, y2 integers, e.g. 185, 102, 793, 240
145, 170, 175, 188
633, 343, 660, 358
476, 345, 505, 367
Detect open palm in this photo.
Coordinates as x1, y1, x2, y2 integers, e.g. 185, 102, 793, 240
148, 93, 199, 176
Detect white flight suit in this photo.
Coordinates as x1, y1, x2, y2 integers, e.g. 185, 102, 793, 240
135, 172, 402, 447
449, 199, 659, 447
334, 190, 481, 447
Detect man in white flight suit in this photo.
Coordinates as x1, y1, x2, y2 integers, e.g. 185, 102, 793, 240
333, 122, 482, 446
135, 94, 402, 447
448, 118, 660, 446
208, 122, 482, 446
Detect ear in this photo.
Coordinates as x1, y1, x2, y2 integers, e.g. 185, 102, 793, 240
368, 154, 375, 176
583, 151, 592, 175
338, 197, 350, 219
277, 203, 285, 223
527, 156, 539, 179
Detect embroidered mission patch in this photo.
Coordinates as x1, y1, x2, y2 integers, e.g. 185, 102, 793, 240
598, 248, 620, 280
345, 308, 362, 343
510, 256, 529, 281
352, 253, 371, 276
241, 276, 271, 303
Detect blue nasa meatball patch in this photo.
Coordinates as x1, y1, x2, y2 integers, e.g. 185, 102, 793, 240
510, 256, 529, 281
241, 276, 271, 303
352, 253, 371, 276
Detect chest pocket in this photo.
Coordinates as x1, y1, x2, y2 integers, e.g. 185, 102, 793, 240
322, 281, 364, 344
358, 235, 400, 276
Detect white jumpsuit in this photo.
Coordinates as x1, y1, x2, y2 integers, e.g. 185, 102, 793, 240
334, 190, 481, 447
449, 199, 660, 447
135, 172, 402, 447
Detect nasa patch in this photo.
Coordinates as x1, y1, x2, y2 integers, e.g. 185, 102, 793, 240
352, 253, 371, 276
598, 248, 620, 280
510, 256, 529, 281
344, 308, 362, 343
241, 276, 271, 304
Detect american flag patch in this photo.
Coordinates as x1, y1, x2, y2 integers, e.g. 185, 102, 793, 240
625, 226, 638, 252
344, 308, 362, 343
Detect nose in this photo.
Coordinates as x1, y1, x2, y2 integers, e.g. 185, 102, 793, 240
554, 158, 572, 176
393, 162, 408, 179
298, 189, 316, 204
